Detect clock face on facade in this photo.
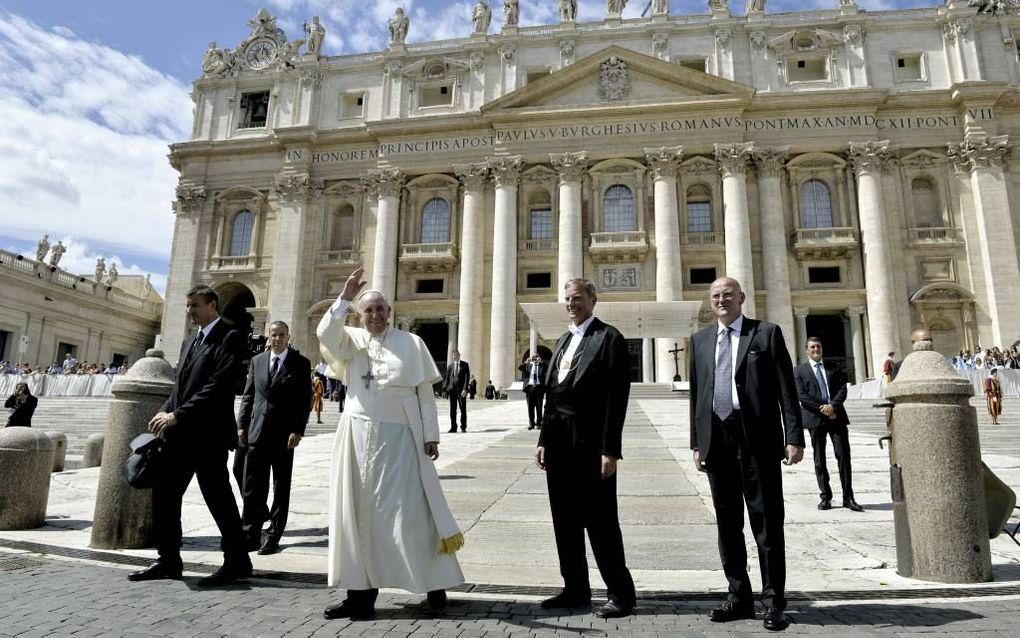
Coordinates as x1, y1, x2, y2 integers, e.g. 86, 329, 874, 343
244, 38, 278, 70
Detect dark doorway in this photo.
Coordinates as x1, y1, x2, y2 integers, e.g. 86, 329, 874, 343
805, 314, 849, 378
218, 283, 256, 338
626, 339, 643, 382
416, 322, 449, 372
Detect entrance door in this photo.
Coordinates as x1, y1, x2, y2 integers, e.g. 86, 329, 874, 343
805, 314, 849, 377
415, 322, 450, 372
626, 338, 643, 382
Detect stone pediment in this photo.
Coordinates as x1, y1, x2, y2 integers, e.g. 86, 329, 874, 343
481, 46, 754, 115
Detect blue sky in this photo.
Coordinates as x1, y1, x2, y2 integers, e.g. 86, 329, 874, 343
0, 0, 935, 295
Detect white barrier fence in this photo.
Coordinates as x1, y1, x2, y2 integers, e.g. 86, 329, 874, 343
846, 369, 1020, 400
0, 374, 116, 397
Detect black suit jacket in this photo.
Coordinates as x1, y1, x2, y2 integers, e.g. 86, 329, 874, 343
519, 360, 549, 389
161, 319, 244, 450
5, 394, 37, 427
539, 318, 630, 459
238, 348, 312, 446
444, 360, 470, 393
689, 317, 803, 464
794, 361, 849, 430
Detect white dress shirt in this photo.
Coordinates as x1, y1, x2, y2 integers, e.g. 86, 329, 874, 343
195, 316, 221, 343
557, 315, 596, 384
714, 315, 742, 411
269, 347, 289, 376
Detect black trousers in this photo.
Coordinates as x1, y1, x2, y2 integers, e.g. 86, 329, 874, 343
241, 440, 295, 543
809, 424, 854, 502
545, 444, 636, 605
153, 440, 247, 566
525, 386, 545, 426
449, 391, 467, 430
706, 413, 787, 611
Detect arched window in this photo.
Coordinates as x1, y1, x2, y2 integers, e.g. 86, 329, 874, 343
686, 185, 713, 233
912, 178, 941, 228
420, 198, 451, 243
331, 205, 355, 250
800, 180, 833, 228
228, 210, 254, 256
603, 184, 635, 232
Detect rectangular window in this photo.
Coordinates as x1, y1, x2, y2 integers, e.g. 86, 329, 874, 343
787, 57, 827, 82
239, 91, 270, 129
808, 266, 841, 284
56, 342, 77, 363
529, 209, 552, 240
894, 54, 924, 82
687, 202, 712, 233
526, 272, 552, 289
690, 267, 717, 285
526, 68, 551, 84
415, 279, 444, 294
341, 92, 366, 118
675, 57, 707, 73
420, 83, 453, 108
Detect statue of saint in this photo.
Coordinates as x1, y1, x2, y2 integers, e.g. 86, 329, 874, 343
708, 0, 729, 12
49, 241, 66, 267
746, 0, 765, 12
559, 0, 578, 22
607, 0, 628, 15
95, 257, 106, 283
652, 0, 669, 15
305, 16, 325, 57
35, 234, 49, 262
504, 0, 519, 26
472, 1, 491, 35
104, 263, 119, 287
389, 8, 409, 45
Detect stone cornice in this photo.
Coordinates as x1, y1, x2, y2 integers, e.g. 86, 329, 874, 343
643, 146, 684, 179
947, 134, 1010, 173
454, 162, 490, 191
487, 156, 523, 188
549, 151, 589, 183
363, 168, 405, 198
714, 142, 755, 177
847, 140, 895, 176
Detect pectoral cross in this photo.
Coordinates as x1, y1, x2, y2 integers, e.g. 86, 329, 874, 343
361, 368, 375, 389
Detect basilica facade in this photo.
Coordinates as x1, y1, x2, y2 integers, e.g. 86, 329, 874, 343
165, 1, 1020, 389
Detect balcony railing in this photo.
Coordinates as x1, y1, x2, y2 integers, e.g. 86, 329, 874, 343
399, 242, 458, 272
589, 230, 648, 262
212, 255, 255, 269
789, 227, 858, 258
318, 249, 363, 264
519, 238, 556, 252
908, 227, 960, 243
681, 232, 723, 246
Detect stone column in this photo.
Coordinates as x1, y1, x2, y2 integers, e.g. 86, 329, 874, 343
794, 307, 810, 365
454, 163, 488, 372
848, 141, 898, 377
847, 305, 867, 384
645, 145, 685, 382
266, 171, 322, 352
753, 148, 796, 358
396, 316, 416, 333
947, 135, 1020, 347
365, 169, 405, 305
715, 142, 757, 318
488, 156, 523, 390
446, 315, 459, 364
550, 152, 588, 293
161, 183, 207, 363
642, 338, 654, 384
529, 322, 538, 357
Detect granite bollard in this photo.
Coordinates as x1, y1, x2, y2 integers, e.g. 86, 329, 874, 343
90, 349, 175, 549
83, 433, 105, 468
45, 431, 67, 472
0, 428, 57, 529
885, 340, 993, 583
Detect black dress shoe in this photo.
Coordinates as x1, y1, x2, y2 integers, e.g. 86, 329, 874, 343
127, 561, 182, 582
448, 427, 458, 433
460, 427, 467, 432
708, 601, 755, 622
540, 590, 592, 609
843, 499, 865, 512
196, 561, 252, 586
594, 600, 634, 619
762, 607, 789, 631
257, 538, 281, 555
424, 589, 447, 612
323, 599, 375, 620
528, 424, 535, 430
818, 499, 832, 511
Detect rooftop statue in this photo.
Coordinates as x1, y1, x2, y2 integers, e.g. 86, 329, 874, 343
305, 16, 325, 57
473, 1, 492, 35
504, 0, 519, 26
35, 234, 49, 262
389, 8, 409, 46
49, 241, 66, 267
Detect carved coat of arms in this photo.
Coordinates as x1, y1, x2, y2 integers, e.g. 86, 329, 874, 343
597, 56, 631, 102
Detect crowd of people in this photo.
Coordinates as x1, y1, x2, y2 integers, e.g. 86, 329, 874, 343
952, 345, 1020, 370
0, 354, 129, 376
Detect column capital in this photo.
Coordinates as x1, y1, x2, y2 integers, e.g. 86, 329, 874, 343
714, 142, 755, 177
644, 145, 684, 179
752, 147, 789, 178
487, 155, 524, 188
445, 314, 459, 325
397, 316, 416, 331
846, 305, 866, 317
847, 140, 895, 176
272, 171, 323, 203
362, 168, 405, 199
454, 162, 489, 191
947, 134, 1010, 174
793, 306, 811, 319
549, 151, 589, 183
174, 182, 207, 216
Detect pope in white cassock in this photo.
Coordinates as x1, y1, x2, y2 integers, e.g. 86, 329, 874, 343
317, 266, 464, 620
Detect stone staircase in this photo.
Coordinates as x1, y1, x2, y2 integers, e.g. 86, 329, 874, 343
629, 383, 683, 399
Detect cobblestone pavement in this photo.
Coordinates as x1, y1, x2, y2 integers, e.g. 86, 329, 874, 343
1, 551, 1018, 637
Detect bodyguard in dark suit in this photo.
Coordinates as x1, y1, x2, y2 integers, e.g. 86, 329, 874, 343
535, 278, 636, 619
689, 277, 804, 632
519, 354, 548, 430
444, 350, 470, 433
794, 338, 863, 512
238, 320, 312, 555
4, 383, 37, 427
130, 284, 251, 586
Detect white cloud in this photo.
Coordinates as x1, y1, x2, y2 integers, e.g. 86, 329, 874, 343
0, 12, 189, 273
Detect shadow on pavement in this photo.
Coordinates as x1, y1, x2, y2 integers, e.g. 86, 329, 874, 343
791, 603, 983, 627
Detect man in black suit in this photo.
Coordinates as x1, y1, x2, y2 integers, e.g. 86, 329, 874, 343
535, 278, 636, 619
237, 320, 312, 555
129, 284, 251, 586
689, 277, 803, 631
795, 337, 863, 512
444, 350, 470, 433
519, 354, 548, 430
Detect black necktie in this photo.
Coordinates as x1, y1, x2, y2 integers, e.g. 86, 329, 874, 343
815, 363, 829, 402
184, 330, 204, 368
271, 356, 279, 378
